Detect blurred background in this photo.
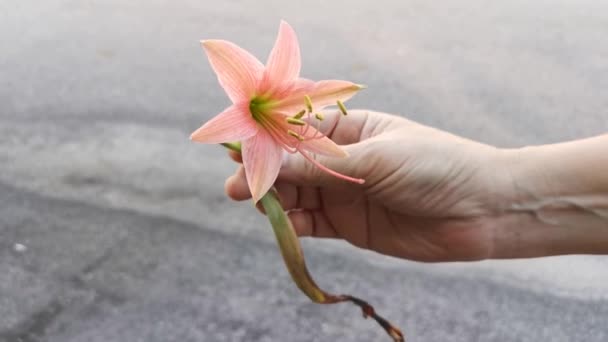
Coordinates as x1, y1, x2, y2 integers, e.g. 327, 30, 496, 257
1, 0, 607, 341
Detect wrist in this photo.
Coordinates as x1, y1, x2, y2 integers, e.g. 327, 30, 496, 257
505, 136, 608, 200
488, 208, 608, 258
487, 141, 608, 259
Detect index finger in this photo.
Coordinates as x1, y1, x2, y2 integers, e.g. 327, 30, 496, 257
314, 109, 403, 145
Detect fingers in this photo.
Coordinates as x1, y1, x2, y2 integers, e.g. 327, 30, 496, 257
288, 209, 338, 239
315, 109, 368, 145
318, 109, 406, 144
278, 142, 367, 187
274, 182, 321, 211
224, 168, 337, 239
278, 109, 402, 187
225, 169, 322, 211
226, 109, 404, 189
224, 166, 250, 200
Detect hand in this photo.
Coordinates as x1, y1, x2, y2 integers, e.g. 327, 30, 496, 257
225, 110, 514, 262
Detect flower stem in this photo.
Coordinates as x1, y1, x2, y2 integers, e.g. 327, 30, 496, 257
221, 142, 404, 341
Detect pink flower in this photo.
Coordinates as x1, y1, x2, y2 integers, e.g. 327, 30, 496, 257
191, 20, 364, 202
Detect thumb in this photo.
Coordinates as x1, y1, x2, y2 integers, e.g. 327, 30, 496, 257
278, 143, 370, 187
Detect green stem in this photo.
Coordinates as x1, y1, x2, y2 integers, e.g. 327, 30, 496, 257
260, 191, 327, 302
220, 142, 404, 341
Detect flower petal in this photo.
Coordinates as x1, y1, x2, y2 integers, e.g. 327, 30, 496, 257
202, 40, 264, 102
284, 77, 315, 98
242, 130, 283, 202
261, 21, 301, 93
293, 77, 315, 90
265, 77, 315, 104
274, 80, 363, 113
190, 104, 258, 143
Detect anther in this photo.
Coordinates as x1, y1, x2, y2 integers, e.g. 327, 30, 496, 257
288, 130, 305, 141
314, 112, 324, 121
304, 95, 313, 113
293, 109, 306, 119
286, 117, 306, 126
337, 100, 348, 116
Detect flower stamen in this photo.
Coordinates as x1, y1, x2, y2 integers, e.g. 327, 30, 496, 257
286, 117, 307, 126
293, 109, 306, 119
304, 111, 341, 142
308, 113, 323, 140
288, 130, 305, 141
337, 100, 348, 116
314, 112, 324, 121
298, 149, 365, 184
304, 95, 313, 113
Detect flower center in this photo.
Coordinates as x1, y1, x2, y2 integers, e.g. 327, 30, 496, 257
249, 95, 353, 151
249, 96, 273, 123
249, 95, 364, 185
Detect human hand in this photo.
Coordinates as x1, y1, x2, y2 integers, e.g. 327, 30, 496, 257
225, 110, 515, 262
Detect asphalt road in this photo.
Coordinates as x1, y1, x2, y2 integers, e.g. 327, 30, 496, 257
1, 1, 607, 341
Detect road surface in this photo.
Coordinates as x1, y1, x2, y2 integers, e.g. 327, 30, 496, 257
1, 1, 607, 341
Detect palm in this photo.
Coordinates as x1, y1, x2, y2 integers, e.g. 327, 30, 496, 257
316, 171, 493, 262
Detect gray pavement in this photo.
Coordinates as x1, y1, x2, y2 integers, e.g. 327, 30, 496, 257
1, 1, 608, 341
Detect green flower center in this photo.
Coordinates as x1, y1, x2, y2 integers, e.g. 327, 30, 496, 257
249, 96, 274, 123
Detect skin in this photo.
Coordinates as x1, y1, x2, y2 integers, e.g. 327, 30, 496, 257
225, 110, 608, 262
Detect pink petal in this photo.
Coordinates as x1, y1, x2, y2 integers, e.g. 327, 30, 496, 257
260, 21, 301, 94
190, 104, 258, 144
265, 77, 314, 104
274, 80, 362, 113
284, 77, 315, 98
293, 77, 315, 90
309, 80, 362, 107
202, 40, 264, 103
242, 130, 283, 202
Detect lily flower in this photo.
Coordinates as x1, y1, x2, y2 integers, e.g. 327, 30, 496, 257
191, 20, 364, 202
